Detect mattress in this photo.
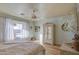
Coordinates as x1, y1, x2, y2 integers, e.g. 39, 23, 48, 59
0, 42, 45, 55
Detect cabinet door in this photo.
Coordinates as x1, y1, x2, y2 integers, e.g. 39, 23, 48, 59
43, 24, 54, 45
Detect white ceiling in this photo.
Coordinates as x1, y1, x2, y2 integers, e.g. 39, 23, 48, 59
0, 3, 76, 21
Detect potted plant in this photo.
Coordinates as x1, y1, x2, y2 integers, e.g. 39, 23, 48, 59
72, 33, 79, 51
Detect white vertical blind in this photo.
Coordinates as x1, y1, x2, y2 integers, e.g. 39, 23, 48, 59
5, 18, 14, 41
5, 18, 30, 42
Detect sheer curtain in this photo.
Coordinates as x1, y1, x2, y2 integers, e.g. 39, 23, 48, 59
4, 18, 30, 42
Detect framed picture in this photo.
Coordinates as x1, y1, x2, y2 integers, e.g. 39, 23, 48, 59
35, 26, 40, 32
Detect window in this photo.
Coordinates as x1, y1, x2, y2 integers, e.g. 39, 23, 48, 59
4, 18, 30, 42
13, 23, 29, 40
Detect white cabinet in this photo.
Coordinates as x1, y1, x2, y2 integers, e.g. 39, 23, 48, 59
43, 23, 55, 45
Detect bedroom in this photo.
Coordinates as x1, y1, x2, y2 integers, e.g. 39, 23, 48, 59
0, 3, 79, 55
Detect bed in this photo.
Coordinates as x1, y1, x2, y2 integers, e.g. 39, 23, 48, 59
0, 42, 45, 55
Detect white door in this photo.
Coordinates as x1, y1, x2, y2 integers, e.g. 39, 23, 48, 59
43, 23, 55, 45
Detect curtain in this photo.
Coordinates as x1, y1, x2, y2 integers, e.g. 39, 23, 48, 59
4, 18, 30, 42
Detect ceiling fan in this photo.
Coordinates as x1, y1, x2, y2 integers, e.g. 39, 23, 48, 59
32, 9, 37, 19
31, 9, 39, 21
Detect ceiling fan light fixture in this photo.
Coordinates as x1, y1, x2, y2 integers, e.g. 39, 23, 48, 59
31, 9, 38, 20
